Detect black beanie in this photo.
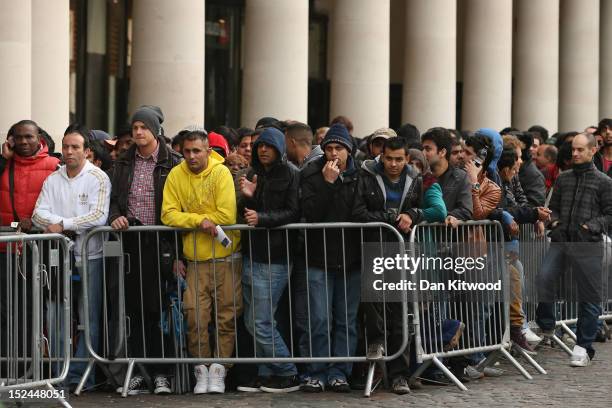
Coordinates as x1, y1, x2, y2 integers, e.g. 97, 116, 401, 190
130, 105, 164, 137
321, 124, 353, 152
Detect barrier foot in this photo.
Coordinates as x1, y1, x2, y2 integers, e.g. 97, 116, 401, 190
514, 346, 547, 375
500, 347, 532, 380
559, 322, 577, 341
432, 356, 467, 391
409, 359, 432, 382
74, 360, 95, 396
363, 362, 376, 398
476, 350, 501, 371
46, 381, 71, 408
122, 360, 136, 398
551, 335, 573, 356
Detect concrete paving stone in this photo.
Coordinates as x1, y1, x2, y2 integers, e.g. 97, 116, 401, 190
33, 340, 612, 407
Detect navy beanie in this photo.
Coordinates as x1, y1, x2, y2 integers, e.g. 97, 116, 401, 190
321, 124, 352, 152
130, 105, 164, 137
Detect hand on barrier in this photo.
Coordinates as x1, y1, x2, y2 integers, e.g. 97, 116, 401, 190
18, 218, 33, 232
244, 208, 259, 226
445, 215, 459, 228
173, 259, 187, 278
535, 220, 545, 237
111, 216, 129, 230
239, 174, 257, 198
536, 206, 552, 222
322, 159, 340, 184
200, 219, 218, 236
396, 213, 413, 233
45, 223, 64, 234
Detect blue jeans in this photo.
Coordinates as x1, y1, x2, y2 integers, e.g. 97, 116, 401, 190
242, 259, 297, 377
302, 267, 360, 384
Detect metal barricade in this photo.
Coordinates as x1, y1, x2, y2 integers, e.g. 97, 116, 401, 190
409, 221, 544, 391
0, 231, 72, 407
77, 222, 411, 397
520, 225, 612, 355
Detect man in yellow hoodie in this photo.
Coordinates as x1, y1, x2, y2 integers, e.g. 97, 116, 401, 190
161, 129, 241, 395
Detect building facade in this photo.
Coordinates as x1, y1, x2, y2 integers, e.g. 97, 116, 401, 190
1, 0, 611, 143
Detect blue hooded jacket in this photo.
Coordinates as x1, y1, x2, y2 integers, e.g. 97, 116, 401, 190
251, 127, 287, 173
476, 128, 503, 187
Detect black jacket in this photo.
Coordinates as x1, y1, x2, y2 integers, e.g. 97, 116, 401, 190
519, 159, 546, 207
548, 162, 612, 242
238, 160, 300, 264
352, 159, 423, 240
109, 138, 182, 225
490, 175, 539, 225
301, 156, 360, 271
437, 165, 473, 220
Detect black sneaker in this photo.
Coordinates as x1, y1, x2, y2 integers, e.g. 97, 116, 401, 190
237, 376, 265, 393
260, 376, 300, 393
154, 375, 172, 395
391, 376, 411, 395
329, 378, 350, 393
300, 377, 324, 393
116, 375, 149, 395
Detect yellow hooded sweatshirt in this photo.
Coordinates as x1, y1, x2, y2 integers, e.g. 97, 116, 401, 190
161, 151, 240, 261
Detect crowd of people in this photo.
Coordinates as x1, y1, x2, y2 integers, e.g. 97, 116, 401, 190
1, 107, 611, 397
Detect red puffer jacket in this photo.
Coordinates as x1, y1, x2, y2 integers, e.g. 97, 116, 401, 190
0, 141, 59, 229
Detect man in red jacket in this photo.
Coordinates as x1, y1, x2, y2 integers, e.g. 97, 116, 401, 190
0, 119, 59, 377
0, 120, 59, 232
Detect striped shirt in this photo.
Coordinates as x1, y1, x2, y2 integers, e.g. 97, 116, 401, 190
128, 143, 159, 225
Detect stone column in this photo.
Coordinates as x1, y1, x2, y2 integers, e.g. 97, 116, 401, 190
0, 0, 32, 135
513, 0, 559, 133
241, 0, 309, 128
461, 0, 513, 131
31, 0, 70, 144
600, 0, 612, 118
129, 0, 205, 137
403, 0, 456, 131
559, 0, 599, 131
330, 0, 390, 137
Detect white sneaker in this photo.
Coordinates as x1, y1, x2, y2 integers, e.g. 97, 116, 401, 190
569, 345, 590, 367
194, 365, 209, 394
523, 327, 542, 344
207, 363, 226, 394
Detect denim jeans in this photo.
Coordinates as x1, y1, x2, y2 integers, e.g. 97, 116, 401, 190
302, 267, 360, 384
242, 259, 297, 377
536, 243, 603, 358
48, 258, 103, 387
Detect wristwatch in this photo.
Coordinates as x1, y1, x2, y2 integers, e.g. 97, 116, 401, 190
471, 182, 481, 191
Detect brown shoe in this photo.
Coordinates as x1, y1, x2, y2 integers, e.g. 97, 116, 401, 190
510, 326, 537, 355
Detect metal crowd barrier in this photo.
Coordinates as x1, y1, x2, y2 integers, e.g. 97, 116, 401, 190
520, 224, 612, 356
0, 231, 72, 407
77, 223, 410, 397
409, 220, 544, 391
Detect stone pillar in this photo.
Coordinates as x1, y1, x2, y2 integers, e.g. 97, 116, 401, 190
31, 0, 70, 144
129, 0, 205, 137
0, 0, 32, 135
241, 0, 309, 128
403, 0, 456, 131
559, 0, 599, 131
513, 0, 559, 133
330, 0, 390, 137
461, 0, 513, 131
600, 0, 612, 118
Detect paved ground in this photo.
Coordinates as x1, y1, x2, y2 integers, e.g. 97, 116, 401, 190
37, 339, 612, 408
